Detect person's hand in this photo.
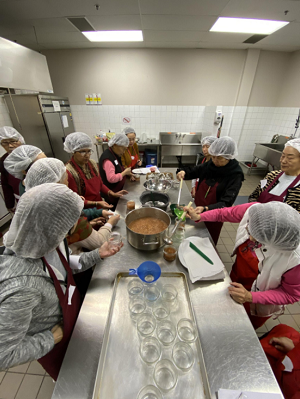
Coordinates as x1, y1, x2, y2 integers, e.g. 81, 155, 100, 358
108, 214, 120, 227
102, 210, 114, 219
51, 324, 64, 345
183, 206, 201, 221
228, 282, 253, 304
80, 196, 85, 201
111, 190, 128, 198
90, 217, 106, 227
269, 337, 295, 353
122, 167, 132, 177
97, 200, 113, 209
137, 160, 142, 166
130, 175, 136, 181
176, 171, 185, 181
99, 241, 124, 258
191, 187, 196, 198
8, 207, 16, 213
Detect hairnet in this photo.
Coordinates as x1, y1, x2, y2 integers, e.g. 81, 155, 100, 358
248, 202, 300, 251
208, 136, 238, 160
108, 133, 129, 148
285, 138, 300, 154
201, 136, 217, 147
63, 132, 92, 153
24, 158, 67, 191
4, 183, 84, 258
0, 126, 25, 144
4, 145, 43, 180
122, 127, 136, 135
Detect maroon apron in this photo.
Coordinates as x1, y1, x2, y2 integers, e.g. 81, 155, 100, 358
72, 160, 102, 202
258, 172, 300, 204
38, 248, 81, 380
195, 179, 223, 245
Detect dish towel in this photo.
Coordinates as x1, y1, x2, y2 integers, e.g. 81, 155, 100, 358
179, 236, 225, 283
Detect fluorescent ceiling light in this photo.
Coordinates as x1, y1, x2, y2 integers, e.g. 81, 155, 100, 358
210, 17, 289, 34
82, 30, 143, 42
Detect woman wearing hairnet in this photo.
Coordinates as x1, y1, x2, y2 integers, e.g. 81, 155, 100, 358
0, 127, 25, 211
184, 201, 300, 329
249, 138, 300, 211
64, 132, 127, 210
25, 158, 120, 254
99, 133, 132, 205
191, 136, 217, 198
4, 145, 47, 196
120, 127, 142, 178
0, 183, 122, 379
177, 137, 244, 244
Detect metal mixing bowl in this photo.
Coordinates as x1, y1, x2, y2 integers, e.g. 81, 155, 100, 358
143, 179, 172, 193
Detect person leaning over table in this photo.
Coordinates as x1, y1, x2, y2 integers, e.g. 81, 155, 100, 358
191, 136, 217, 198
24, 157, 120, 255
4, 145, 47, 195
0, 126, 25, 211
184, 201, 300, 330
249, 138, 300, 212
177, 136, 244, 245
99, 133, 133, 206
0, 183, 123, 380
121, 127, 142, 180
64, 132, 127, 210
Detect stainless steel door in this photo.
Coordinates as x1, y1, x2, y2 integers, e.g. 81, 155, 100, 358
43, 113, 71, 163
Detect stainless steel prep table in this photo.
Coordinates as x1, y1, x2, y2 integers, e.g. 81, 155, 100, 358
52, 169, 282, 399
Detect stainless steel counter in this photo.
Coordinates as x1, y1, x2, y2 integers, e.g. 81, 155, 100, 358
52, 169, 282, 399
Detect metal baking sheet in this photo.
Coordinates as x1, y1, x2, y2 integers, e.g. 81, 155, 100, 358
92, 272, 212, 399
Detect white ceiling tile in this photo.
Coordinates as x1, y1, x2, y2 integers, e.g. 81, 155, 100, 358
252, 43, 300, 52
36, 31, 88, 44
141, 15, 218, 31
144, 41, 200, 48
0, 0, 61, 20
143, 30, 205, 42
2, 32, 37, 44
198, 42, 250, 50
140, 0, 230, 16
39, 41, 145, 49
255, 22, 300, 46
200, 32, 251, 43
87, 15, 142, 30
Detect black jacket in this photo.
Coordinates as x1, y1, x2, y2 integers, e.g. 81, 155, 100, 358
177, 159, 244, 210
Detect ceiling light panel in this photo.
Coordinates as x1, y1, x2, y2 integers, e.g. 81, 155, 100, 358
82, 30, 143, 42
210, 17, 289, 34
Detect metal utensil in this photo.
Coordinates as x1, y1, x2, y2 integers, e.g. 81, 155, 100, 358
177, 178, 183, 206
164, 201, 192, 245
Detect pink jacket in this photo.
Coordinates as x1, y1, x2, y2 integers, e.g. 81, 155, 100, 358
103, 159, 123, 183
198, 203, 300, 305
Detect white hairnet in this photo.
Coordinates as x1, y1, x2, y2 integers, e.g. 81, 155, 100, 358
208, 136, 238, 160
201, 136, 217, 146
122, 127, 136, 135
248, 202, 300, 251
24, 158, 66, 191
4, 183, 84, 258
0, 126, 25, 144
108, 133, 129, 148
285, 138, 300, 154
64, 132, 92, 153
4, 145, 43, 179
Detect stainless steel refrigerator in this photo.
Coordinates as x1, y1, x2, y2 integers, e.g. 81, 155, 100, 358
4, 94, 75, 163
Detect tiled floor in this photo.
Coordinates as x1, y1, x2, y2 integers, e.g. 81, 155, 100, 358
1, 167, 300, 398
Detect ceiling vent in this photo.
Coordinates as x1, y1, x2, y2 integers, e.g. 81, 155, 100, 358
67, 17, 95, 32
243, 34, 268, 44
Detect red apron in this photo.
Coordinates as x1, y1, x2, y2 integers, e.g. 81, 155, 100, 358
195, 179, 222, 245
258, 172, 300, 203
38, 248, 81, 380
72, 160, 102, 202
127, 146, 139, 169
230, 241, 270, 329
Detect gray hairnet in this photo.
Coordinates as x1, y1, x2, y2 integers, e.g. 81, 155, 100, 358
4, 145, 43, 180
0, 126, 25, 144
208, 136, 238, 160
285, 138, 300, 154
64, 132, 92, 153
248, 202, 300, 251
108, 133, 129, 148
24, 158, 67, 191
4, 183, 84, 258
201, 136, 217, 147
122, 127, 136, 135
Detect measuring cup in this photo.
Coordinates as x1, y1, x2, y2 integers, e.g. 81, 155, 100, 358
129, 261, 161, 284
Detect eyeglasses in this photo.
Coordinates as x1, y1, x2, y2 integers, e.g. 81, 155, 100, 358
77, 149, 93, 156
1, 139, 19, 146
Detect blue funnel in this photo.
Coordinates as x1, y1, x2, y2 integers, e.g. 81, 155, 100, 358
129, 261, 161, 284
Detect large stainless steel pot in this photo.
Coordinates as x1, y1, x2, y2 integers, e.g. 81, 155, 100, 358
125, 207, 171, 251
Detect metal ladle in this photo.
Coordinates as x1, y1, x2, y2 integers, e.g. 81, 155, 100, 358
164, 201, 193, 245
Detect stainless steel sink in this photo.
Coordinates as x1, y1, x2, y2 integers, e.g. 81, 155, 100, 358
252, 143, 284, 169
259, 143, 284, 151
